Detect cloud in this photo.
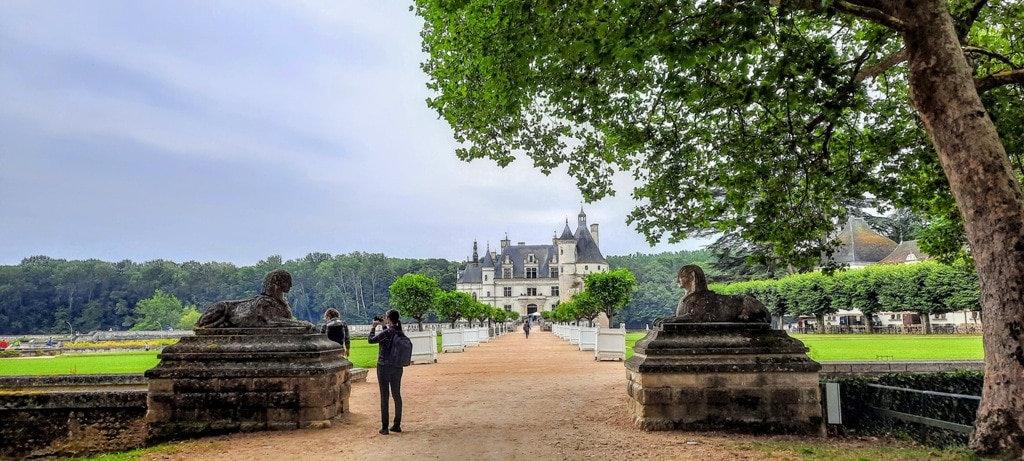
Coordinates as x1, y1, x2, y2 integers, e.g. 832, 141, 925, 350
0, 1, 708, 266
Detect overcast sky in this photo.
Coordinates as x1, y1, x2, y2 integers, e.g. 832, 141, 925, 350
0, 1, 708, 267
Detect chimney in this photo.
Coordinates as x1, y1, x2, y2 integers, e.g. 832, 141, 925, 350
590, 224, 599, 247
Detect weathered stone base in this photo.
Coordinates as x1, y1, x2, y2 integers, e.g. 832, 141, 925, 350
145, 326, 352, 442
625, 322, 823, 435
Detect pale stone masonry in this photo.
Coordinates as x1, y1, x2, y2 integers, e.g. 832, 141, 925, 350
456, 207, 608, 317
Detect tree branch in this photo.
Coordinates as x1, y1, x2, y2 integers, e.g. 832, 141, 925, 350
832, 0, 907, 31
956, 0, 989, 43
854, 49, 907, 83
963, 46, 1019, 69
975, 68, 1024, 93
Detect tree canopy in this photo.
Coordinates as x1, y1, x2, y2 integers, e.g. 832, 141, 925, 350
388, 273, 442, 331
415, 0, 1023, 455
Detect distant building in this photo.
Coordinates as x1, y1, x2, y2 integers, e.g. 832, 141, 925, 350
455, 207, 608, 317
828, 217, 898, 267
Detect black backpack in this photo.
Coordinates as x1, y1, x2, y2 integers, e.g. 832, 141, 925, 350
324, 319, 347, 345
390, 332, 413, 367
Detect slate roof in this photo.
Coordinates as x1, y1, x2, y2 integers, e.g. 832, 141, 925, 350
830, 217, 898, 264
457, 210, 607, 283
878, 240, 930, 264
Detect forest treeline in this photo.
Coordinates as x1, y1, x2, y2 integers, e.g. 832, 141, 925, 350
0, 250, 713, 335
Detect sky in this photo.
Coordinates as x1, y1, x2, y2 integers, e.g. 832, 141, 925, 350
0, 1, 709, 267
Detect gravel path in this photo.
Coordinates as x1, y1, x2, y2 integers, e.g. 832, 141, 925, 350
141, 329, 877, 461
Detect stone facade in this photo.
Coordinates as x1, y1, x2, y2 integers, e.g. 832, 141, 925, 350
146, 325, 352, 442
456, 208, 608, 318
625, 322, 823, 435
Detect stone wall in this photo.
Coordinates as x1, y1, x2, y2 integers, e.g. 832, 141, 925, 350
818, 360, 983, 378
0, 374, 148, 460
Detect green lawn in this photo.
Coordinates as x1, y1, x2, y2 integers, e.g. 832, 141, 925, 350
0, 337, 409, 376
0, 333, 983, 376
0, 352, 162, 376
792, 334, 983, 361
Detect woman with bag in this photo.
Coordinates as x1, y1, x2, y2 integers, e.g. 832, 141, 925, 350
368, 309, 405, 435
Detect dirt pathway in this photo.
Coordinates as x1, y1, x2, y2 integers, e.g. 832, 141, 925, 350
143, 330, 850, 460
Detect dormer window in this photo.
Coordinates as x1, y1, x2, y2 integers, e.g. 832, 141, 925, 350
550, 268, 559, 278
503, 268, 512, 278
526, 267, 538, 279
527, 254, 535, 263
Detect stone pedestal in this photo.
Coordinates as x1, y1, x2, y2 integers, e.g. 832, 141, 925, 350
145, 326, 352, 442
625, 322, 823, 435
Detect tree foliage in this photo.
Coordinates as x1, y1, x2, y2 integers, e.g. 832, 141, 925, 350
130, 290, 185, 331
583, 269, 637, 327
415, 1, 1023, 454
388, 273, 442, 331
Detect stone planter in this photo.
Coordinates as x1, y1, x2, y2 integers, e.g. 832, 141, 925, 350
594, 326, 626, 361
568, 326, 581, 345
463, 327, 480, 347
407, 330, 438, 364
441, 328, 465, 353
578, 327, 597, 351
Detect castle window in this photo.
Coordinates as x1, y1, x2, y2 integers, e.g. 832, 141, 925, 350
526, 267, 537, 279
486, 291, 490, 297
585, 265, 589, 271
504, 305, 512, 312
526, 287, 538, 296
550, 268, 558, 278
503, 268, 512, 278
551, 286, 559, 296
528, 254, 535, 263
503, 287, 512, 297
472, 293, 477, 301
484, 275, 488, 281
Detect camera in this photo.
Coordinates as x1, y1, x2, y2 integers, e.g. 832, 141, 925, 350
373, 315, 384, 322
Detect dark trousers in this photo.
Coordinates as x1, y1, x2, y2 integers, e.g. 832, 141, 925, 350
377, 364, 403, 429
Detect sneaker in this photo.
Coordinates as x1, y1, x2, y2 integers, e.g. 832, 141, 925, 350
379, 428, 389, 435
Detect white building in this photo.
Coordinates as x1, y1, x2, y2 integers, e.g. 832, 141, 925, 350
455, 208, 608, 317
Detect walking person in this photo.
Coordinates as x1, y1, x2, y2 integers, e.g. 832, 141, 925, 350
368, 309, 405, 435
320, 307, 350, 357
523, 320, 531, 339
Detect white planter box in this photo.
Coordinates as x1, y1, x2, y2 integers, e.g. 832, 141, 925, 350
406, 330, 437, 364
441, 328, 465, 353
569, 326, 581, 345
578, 326, 597, 351
477, 326, 490, 343
595, 326, 626, 361
463, 327, 480, 347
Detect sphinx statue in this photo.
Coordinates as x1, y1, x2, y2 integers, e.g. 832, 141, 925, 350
661, 265, 769, 324
196, 269, 311, 328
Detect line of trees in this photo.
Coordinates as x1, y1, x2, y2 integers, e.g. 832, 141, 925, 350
714, 261, 980, 333
0, 253, 461, 335
0, 250, 714, 336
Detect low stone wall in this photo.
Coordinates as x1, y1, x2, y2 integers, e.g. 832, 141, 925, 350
0, 369, 369, 460
0, 374, 149, 460
819, 360, 984, 378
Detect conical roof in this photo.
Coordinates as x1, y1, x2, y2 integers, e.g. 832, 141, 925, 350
879, 240, 930, 264
831, 217, 897, 264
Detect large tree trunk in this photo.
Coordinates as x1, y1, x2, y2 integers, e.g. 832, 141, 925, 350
897, 0, 1024, 457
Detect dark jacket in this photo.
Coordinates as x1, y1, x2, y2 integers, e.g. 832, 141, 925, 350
320, 318, 350, 351
368, 325, 404, 367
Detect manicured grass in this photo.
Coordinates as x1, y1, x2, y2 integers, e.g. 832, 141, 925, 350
792, 334, 983, 361
0, 333, 984, 376
0, 338, 391, 375
624, 332, 983, 362
0, 351, 161, 376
